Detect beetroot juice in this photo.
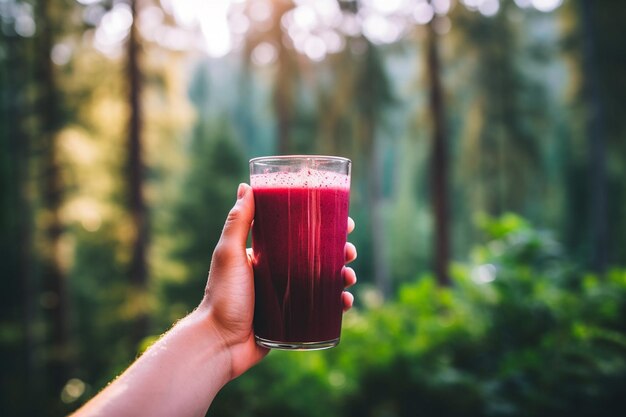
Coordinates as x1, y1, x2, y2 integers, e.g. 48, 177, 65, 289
250, 156, 351, 350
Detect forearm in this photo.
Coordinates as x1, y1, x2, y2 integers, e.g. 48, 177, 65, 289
72, 308, 232, 417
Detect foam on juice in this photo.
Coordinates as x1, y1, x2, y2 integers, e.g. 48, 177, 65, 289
250, 169, 350, 190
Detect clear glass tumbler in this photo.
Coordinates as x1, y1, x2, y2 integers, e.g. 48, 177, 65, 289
250, 155, 351, 350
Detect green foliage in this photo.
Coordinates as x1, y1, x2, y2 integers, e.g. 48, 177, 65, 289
70, 222, 140, 387
211, 218, 626, 417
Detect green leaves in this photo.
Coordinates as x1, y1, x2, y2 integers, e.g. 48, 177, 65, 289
211, 217, 626, 417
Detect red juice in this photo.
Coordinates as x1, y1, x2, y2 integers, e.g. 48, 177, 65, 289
251, 172, 350, 347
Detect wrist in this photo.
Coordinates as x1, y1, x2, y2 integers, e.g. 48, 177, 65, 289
187, 304, 236, 381
75, 307, 235, 417
193, 299, 267, 380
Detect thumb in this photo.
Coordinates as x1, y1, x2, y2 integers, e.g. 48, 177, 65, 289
218, 183, 254, 254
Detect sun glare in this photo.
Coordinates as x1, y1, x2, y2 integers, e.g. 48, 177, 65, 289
164, 0, 239, 58
94, 2, 133, 57
82, 0, 566, 60
531, 0, 563, 13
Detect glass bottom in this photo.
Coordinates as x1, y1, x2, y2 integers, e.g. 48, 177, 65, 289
255, 335, 339, 351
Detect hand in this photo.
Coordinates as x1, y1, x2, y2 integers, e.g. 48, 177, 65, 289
199, 183, 358, 379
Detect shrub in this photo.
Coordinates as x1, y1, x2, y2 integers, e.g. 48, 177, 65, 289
210, 215, 626, 417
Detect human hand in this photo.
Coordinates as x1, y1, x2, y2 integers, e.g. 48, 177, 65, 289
199, 183, 357, 380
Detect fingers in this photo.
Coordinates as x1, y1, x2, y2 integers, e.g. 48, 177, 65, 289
345, 242, 357, 264
344, 218, 356, 312
342, 267, 356, 312
342, 291, 354, 312
347, 217, 355, 234
343, 266, 356, 289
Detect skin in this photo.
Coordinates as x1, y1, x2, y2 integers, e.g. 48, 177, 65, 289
72, 183, 357, 417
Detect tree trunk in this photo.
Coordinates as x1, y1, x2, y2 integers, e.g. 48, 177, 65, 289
18, 159, 37, 411
237, 46, 256, 152
426, 20, 451, 286
39, 0, 72, 393
274, 49, 293, 154
580, 0, 608, 273
367, 129, 392, 298
271, 0, 295, 155
2, 28, 38, 413
15, 73, 37, 407
128, 0, 149, 347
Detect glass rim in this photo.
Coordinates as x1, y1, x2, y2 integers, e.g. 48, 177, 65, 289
249, 155, 351, 165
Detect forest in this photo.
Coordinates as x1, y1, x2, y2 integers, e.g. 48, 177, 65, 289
1, 0, 625, 416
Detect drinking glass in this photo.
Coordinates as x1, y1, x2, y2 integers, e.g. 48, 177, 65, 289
250, 155, 351, 350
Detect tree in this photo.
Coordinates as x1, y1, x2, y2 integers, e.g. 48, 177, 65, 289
424, 14, 451, 286
242, 0, 299, 155
270, 0, 298, 154
579, 0, 607, 274
561, 0, 626, 269
37, 0, 74, 401
0, 2, 39, 414
127, 0, 149, 347
354, 39, 396, 297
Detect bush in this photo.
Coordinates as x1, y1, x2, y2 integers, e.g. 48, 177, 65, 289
210, 215, 626, 417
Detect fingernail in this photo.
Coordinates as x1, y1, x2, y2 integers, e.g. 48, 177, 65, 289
237, 183, 246, 200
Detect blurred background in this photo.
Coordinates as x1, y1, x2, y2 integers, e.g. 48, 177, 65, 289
1, 0, 626, 416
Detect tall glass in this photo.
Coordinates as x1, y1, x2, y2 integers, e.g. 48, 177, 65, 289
250, 156, 351, 350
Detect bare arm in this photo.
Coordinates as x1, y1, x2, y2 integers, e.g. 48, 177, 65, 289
71, 309, 233, 417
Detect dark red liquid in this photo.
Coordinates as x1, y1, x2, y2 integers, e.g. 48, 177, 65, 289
252, 186, 350, 343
